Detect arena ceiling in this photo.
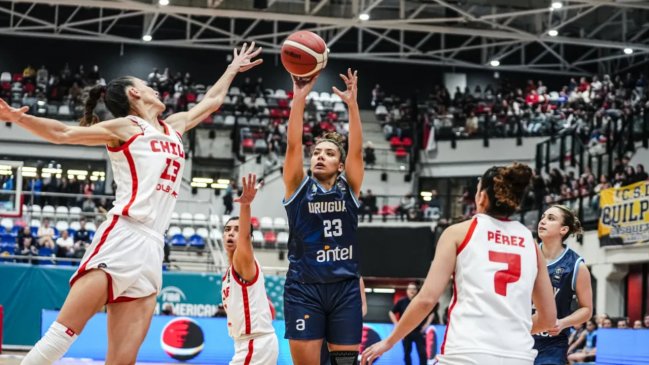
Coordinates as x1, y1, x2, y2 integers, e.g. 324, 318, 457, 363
0, 0, 648, 76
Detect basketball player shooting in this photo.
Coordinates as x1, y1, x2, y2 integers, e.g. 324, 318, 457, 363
282, 67, 365, 365
362, 163, 558, 365
0, 42, 262, 365
221, 173, 279, 365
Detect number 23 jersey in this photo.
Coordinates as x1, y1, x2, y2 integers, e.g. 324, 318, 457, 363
284, 175, 361, 284
441, 213, 538, 361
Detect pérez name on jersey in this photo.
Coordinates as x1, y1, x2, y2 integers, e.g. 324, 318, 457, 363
487, 229, 526, 248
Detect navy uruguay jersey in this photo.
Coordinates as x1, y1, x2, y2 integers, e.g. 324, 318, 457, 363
284, 175, 360, 284
534, 244, 584, 348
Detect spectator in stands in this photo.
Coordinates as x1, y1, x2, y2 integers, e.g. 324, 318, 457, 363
223, 181, 235, 215
389, 283, 433, 365
19, 231, 39, 263
633, 320, 643, 329
397, 194, 416, 221
567, 323, 586, 355
87, 65, 101, 85
82, 197, 97, 213
364, 141, 376, 167
37, 218, 56, 250
616, 319, 629, 328
241, 76, 255, 95
601, 318, 613, 328
56, 229, 75, 258
36, 65, 49, 89
636, 164, 648, 181
360, 189, 376, 223
372, 84, 384, 107
23, 64, 36, 83
17, 225, 34, 252
568, 318, 597, 364
73, 218, 91, 258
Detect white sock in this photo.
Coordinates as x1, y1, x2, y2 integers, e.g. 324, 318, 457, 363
21, 321, 78, 365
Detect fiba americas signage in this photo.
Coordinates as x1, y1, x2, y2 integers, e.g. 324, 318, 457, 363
156, 286, 221, 317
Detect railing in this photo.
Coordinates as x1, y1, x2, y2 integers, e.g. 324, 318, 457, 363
1, 190, 227, 272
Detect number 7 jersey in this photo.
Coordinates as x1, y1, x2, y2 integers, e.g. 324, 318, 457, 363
440, 213, 539, 362
107, 115, 185, 234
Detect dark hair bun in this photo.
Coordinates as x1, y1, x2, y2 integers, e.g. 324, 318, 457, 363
493, 162, 532, 211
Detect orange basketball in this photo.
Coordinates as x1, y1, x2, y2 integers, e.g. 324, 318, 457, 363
280, 31, 329, 78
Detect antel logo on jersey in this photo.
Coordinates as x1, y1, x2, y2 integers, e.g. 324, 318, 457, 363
316, 245, 353, 262
159, 286, 187, 303
161, 317, 205, 361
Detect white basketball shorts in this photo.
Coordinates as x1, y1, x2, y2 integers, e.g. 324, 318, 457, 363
70, 215, 164, 303
230, 333, 279, 365
436, 353, 534, 365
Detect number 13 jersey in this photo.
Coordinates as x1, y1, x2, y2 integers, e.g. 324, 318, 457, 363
107, 115, 185, 234
283, 175, 361, 284
441, 213, 538, 362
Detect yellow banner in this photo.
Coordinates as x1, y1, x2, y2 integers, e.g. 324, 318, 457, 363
598, 180, 649, 246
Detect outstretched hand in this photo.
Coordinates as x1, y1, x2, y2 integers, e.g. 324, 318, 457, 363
0, 98, 28, 123
292, 74, 319, 101
360, 339, 393, 365
231, 42, 263, 73
234, 173, 258, 205
332, 68, 358, 105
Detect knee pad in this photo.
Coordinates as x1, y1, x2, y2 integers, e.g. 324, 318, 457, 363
329, 351, 359, 365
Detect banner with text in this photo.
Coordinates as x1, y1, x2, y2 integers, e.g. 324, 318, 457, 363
598, 180, 649, 246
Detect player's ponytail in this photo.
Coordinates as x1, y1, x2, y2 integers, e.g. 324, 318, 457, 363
480, 162, 532, 217
79, 76, 135, 126
79, 84, 105, 126
552, 204, 583, 241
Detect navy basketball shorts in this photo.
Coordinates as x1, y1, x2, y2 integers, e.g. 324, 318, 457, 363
534, 343, 568, 365
284, 277, 362, 345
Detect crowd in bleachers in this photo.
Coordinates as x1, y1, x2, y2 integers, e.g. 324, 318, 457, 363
1, 64, 356, 161
374, 73, 648, 147
1, 173, 110, 212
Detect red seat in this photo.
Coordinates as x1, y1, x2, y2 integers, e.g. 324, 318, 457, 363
251, 217, 260, 230
242, 138, 254, 151
380, 205, 396, 216
395, 147, 408, 158
390, 136, 402, 149
264, 231, 277, 246
270, 108, 282, 118
402, 137, 413, 147
278, 99, 289, 108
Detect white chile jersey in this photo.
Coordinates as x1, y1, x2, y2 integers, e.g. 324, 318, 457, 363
107, 115, 185, 234
221, 261, 275, 340
441, 213, 539, 361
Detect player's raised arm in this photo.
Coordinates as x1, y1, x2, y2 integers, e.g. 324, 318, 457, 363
165, 42, 262, 134
232, 173, 258, 282
283, 76, 317, 199
332, 68, 363, 197
0, 98, 132, 146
